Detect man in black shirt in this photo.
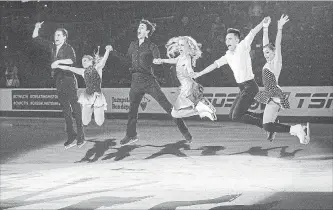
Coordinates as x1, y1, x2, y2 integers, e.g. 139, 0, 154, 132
113, 19, 192, 145
32, 21, 85, 148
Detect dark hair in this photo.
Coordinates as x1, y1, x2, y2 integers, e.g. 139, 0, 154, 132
140, 19, 156, 37
263, 43, 276, 51
227, 28, 241, 39
55, 28, 68, 40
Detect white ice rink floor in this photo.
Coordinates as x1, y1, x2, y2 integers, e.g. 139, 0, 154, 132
0, 117, 332, 210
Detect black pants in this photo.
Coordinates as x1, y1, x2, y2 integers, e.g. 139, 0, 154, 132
56, 75, 83, 139
229, 79, 263, 128
263, 122, 290, 133
126, 73, 189, 137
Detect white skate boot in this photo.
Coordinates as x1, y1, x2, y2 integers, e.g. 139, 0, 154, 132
195, 99, 217, 121
290, 123, 310, 144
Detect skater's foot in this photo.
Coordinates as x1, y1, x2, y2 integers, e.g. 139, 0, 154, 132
196, 98, 217, 121
64, 140, 76, 149
120, 135, 138, 146
77, 141, 86, 148
303, 122, 310, 144
76, 133, 86, 148
290, 123, 310, 145
64, 133, 77, 149
267, 120, 279, 142
267, 131, 276, 142
199, 111, 217, 121
183, 131, 192, 144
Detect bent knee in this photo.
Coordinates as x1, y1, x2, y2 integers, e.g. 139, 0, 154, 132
95, 119, 104, 126
94, 110, 105, 126
263, 123, 274, 132
82, 118, 91, 126
94, 115, 105, 126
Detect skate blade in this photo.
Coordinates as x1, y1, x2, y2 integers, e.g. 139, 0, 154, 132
209, 113, 217, 121
305, 122, 311, 144
212, 113, 217, 121
185, 139, 192, 144
64, 143, 76, 150
77, 141, 86, 148
121, 139, 138, 146
199, 112, 216, 121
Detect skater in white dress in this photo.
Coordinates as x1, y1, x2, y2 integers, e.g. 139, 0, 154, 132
154, 36, 216, 120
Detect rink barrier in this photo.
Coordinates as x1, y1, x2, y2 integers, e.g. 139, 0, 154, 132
0, 87, 332, 123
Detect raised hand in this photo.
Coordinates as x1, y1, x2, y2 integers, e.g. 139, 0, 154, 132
278, 14, 289, 29
263, 17, 271, 28
35, 21, 44, 29
105, 45, 113, 51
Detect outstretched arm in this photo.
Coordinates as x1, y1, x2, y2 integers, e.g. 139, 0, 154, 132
57, 65, 85, 77
194, 56, 227, 79
32, 21, 53, 52
244, 17, 268, 49
95, 45, 113, 75
263, 17, 271, 47
161, 58, 178, 64
51, 46, 76, 69
252, 17, 266, 36
32, 21, 43, 38
275, 14, 289, 66
153, 57, 178, 65
55, 59, 74, 65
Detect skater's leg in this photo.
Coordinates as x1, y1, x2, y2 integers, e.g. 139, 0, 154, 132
82, 105, 93, 126
94, 106, 105, 126
171, 107, 198, 118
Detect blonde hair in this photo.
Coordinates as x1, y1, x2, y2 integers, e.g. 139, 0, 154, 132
82, 46, 102, 67
165, 36, 202, 67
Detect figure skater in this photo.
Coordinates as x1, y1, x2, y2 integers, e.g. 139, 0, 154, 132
56, 45, 112, 130
111, 19, 192, 145
255, 15, 310, 144
33, 21, 84, 149
153, 36, 217, 120
193, 17, 269, 129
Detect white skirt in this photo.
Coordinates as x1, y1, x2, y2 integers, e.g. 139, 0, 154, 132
78, 91, 107, 110
173, 80, 195, 110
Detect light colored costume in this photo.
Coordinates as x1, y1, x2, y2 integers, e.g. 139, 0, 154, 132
78, 66, 107, 110
172, 55, 216, 120
173, 55, 197, 109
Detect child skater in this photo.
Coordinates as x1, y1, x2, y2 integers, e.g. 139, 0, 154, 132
57, 45, 112, 129
154, 36, 217, 121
